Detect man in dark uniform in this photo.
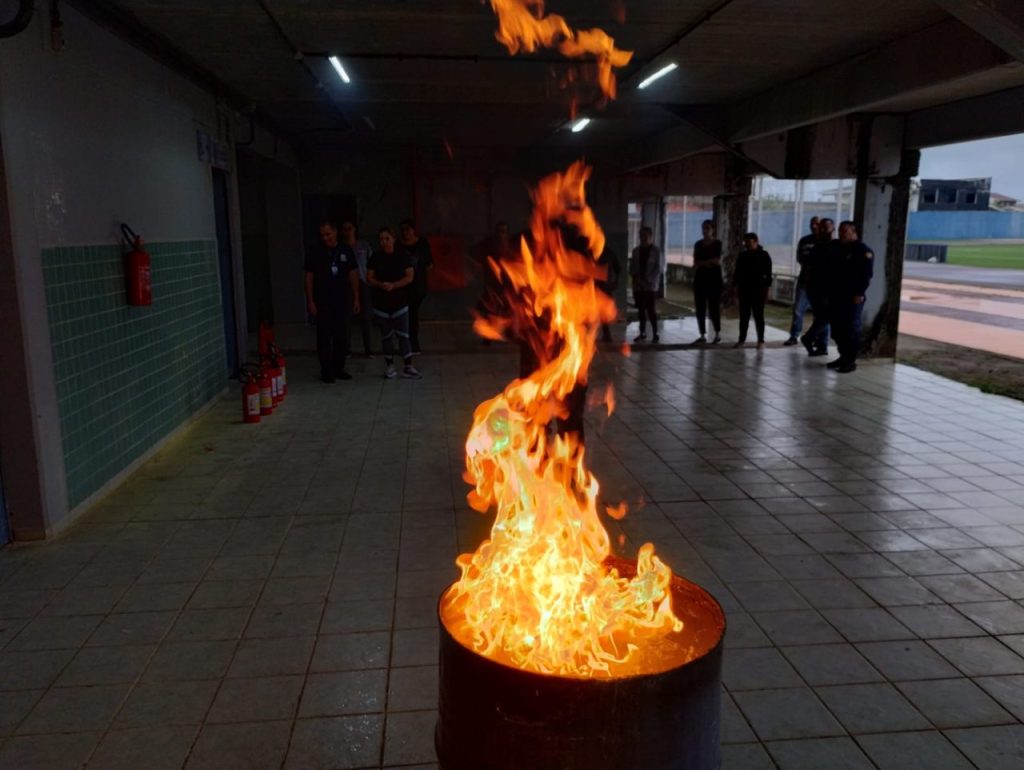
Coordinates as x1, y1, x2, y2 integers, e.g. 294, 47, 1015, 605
800, 218, 835, 357
827, 221, 874, 374
304, 220, 361, 382
785, 216, 819, 345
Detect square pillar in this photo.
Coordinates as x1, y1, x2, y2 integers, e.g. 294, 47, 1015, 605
713, 161, 752, 287
854, 149, 919, 357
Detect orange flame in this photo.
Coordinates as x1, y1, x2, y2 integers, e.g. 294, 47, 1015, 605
442, 162, 682, 678
487, 0, 633, 99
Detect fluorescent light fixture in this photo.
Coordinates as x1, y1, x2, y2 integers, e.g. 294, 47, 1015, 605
638, 62, 678, 90
571, 117, 591, 133
328, 56, 351, 84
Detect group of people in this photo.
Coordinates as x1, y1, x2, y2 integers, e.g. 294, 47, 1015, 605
785, 216, 875, 373
631, 216, 874, 373
304, 218, 433, 382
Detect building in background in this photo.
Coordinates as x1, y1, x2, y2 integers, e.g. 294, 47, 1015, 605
917, 178, 991, 211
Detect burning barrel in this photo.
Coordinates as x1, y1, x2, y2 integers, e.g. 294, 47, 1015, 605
436, 559, 726, 770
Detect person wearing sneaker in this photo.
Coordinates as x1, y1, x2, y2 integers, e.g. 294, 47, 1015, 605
368, 227, 421, 380
304, 220, 361, 383
827, 221, 874, 374
731, 233, 773, 349
800, 218, 836, 358
785, 216, 819, 346
630, 226, 662, 344
692, 219, 723, 345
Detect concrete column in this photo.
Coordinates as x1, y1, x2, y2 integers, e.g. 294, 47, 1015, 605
713, 160, 752, 287
854, 149, 919, 358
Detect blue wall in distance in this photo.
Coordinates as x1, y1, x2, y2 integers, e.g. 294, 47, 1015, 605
666, 210, 1024, 250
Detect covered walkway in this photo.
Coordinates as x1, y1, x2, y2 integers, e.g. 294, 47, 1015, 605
3, 341, 1024, 769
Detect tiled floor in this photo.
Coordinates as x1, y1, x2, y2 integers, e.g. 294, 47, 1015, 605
3, 319, 1024, 769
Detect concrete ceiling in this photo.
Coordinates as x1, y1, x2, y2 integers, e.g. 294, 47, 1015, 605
89, 0, 1024, 159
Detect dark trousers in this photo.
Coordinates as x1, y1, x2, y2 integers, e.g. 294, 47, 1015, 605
694, 278, 722, 336
375, 307, 412, 363
832, 301, 865, 365
803, 291, 831, 351
635, 290, 658, 335
316, 306, 351, 378
737, 289, 766, 343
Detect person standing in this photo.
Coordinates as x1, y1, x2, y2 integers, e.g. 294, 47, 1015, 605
397, 218, 433, 355
827, 221, 874, 373
692, 219, 723, 345
785, 216, 820, 345
304, 220, 360, 382
630, 226, 662, 343
800, 218, 836, 357
368, 227, 422, 380
732, 233, 773, 349
341, 221, 374, 358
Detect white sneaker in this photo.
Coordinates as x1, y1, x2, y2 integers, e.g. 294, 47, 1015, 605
384, 364, 398, 379
402, 365, 423, 379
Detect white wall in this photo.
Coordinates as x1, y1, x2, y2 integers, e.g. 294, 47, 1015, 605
0, 4, 223, 536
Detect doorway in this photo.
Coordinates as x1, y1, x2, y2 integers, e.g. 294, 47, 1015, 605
212, 168, 239, 376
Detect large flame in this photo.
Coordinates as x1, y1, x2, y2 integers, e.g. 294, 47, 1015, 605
442, 162, 683, 678
487, 0, 633, 100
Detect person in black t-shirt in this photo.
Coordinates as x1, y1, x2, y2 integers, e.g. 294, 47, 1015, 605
692, 219, 723, 345
731, 233, 773, 349
786, 216, 819, 345
304, 221, 360, 382
397, 218, 433, 355
368, 227, 422, 380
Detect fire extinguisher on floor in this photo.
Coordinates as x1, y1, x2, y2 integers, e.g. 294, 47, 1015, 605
120, 223, 152, 306
241, 365, 261, 424
258, 366, 274, 416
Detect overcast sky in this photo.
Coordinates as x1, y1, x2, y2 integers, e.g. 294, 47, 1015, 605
920, 133, 1024, 200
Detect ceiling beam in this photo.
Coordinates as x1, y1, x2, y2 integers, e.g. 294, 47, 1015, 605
624, 120, 718, 171
726, 18, 1013, 142
906, 85, 1024, 147
930, 0, 1024, 63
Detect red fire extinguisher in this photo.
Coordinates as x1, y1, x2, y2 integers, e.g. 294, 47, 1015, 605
121, 223, 152, 306
258, 366, 274, 416
268, 357, 283, 407
258, 322, 275, 356
240, 365, 261, 424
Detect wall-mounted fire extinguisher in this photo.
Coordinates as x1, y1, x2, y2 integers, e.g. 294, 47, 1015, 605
121, 223, 152, 306
240, 365, 261, 424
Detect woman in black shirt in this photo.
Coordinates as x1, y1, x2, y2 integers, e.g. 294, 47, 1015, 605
692, 219, 723, 344
732, 232, 774, 348
368, 227, 422, 379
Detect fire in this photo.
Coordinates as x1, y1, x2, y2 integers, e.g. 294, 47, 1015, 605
441, 162, 683, 678
487, 0, 633, 100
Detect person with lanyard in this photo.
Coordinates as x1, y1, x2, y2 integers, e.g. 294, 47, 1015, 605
397, 218, 433, 355
800, 218, 836, 358
826, 221, 874, 374
341, 220, 374, 359
731, 233, 773, 349
691, 219, 723, 345
785, 216, 820, 346
304, 220, 360, 383
630, 226, 662, 344
367, 226, 422, 380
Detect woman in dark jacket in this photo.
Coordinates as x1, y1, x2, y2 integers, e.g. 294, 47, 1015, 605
692, 219, 723, 345
732, 232, 773, 348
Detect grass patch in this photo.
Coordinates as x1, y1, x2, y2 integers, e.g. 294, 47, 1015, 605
944, 244, 1024, 270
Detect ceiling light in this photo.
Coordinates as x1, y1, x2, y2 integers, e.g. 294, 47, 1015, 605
329, 56, 351, 84
571, 117, 591, 133
638, 62, 678, 90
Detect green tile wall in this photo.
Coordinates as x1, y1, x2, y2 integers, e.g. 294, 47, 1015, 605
42, 240, 227, 509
